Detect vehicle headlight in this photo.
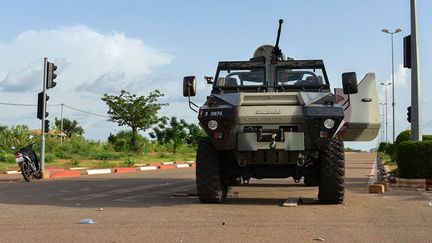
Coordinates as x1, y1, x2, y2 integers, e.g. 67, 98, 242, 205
208, 120, 218, 130
323, 118, 335, 129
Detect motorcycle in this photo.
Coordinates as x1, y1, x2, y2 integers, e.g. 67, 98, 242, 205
15, 144, 41, 182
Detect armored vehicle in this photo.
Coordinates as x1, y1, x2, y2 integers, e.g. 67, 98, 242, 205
183, 20, 380, 204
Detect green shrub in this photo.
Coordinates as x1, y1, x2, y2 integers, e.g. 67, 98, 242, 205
378, 142, 388, 152
97, 160, 112, 168
123, 157, 134, 167
385, 143, 394, 158
66, 159, 80, 167
392, 130, 411, 160
90, 151, 121, 160
108, 130, 149, 153
396, 140, 432, 178
44, 153, 57, 163
0, 153, 15, 164
423, 135, 432, 141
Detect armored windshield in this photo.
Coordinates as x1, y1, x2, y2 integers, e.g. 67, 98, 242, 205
216, 69, 265, 87
214, 60, 329, 92
276, 68, 327, 86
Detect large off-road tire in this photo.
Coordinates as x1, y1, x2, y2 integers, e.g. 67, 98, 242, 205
304, 175, 319, 187
196, 137, 227, 203
318, 136, 345, 204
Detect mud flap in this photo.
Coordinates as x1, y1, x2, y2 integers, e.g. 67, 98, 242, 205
335, 73, 381, 141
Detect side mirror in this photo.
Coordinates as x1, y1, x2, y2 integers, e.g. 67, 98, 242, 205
183, 76, 197, 97
342, 72, 358, 94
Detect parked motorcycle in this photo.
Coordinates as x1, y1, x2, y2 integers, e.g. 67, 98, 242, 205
15, 144, 41, 181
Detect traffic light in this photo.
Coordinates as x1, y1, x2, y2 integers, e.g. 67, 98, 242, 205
37, 92, 49, 120
407, 106, 412, 123
46, 62, 57, 89
44, 120, 50, 133
403, 35, 411, 69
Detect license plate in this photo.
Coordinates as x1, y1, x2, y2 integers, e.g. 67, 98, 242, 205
15, 156, 24, 163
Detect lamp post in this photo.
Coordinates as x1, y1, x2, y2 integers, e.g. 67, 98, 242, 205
382, 28, 402, 142
380, 82, 392, 142
379, 102, 386, 142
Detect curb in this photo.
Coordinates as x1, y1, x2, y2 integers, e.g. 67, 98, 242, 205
3, 161, 196, 179
158, 164, 176, 169
138, 166, 158, 171
50, 170, 81, 178
86, 169, 112, 175
394, 178, 432, 190
115, 167, 137, 173
6, 171, 20, 174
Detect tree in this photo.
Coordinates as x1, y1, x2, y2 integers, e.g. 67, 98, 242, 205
150, 117, 206, 154
108, 130, 148, 152
101, 90, 166, 152
186, 123, 206, 145
0, 125, 35, 149
150, 117, 188, 154
54, 117, 84, 138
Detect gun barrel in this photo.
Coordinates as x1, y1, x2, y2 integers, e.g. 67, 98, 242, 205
275, 19, 284, 48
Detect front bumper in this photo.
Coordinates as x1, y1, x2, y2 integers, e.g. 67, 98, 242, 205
238, 132, 304, 151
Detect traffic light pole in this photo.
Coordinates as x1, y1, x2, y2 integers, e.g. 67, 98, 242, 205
410, 0, 422, 141
40, 57, 47, 177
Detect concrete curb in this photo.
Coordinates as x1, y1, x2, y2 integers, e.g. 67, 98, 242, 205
6, 171, 20, 174
394, 178, 432, 190
138, 166, 158, 171
3, 161, 196, 179
50, 171, 81, 178
86, 169, 112, 175
115, 167, 137, 173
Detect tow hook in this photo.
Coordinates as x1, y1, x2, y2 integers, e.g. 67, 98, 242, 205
297, 153, 305, 167
269, 134, 277, 149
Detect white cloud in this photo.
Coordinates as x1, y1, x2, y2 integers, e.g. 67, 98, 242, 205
0, 25, 173, 93
0, 25, 175, 139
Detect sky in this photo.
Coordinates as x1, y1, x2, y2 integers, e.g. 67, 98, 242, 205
0, 0, 431, 150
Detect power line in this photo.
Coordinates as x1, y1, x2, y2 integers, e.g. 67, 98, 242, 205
0, 102, 35, 107
0, 102, 61, 107
0, 102, 108, 118
63, 104, 109, 118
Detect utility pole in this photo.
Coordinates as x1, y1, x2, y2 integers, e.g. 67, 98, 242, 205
60, 103, 64, 144
410, 0, 421, 141
40, 58, 48, 178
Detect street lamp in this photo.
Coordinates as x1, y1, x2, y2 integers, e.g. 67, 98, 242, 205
379, 102, 386, 142
382, 28, 402, 142
380, 82, 392, 142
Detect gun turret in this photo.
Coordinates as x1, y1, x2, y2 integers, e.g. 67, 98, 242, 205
271, 19, 284, 64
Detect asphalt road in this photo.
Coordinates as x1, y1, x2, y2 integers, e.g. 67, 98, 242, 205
0, 152, 431, 243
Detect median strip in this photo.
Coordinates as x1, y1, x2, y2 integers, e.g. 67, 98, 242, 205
3, 160, 196, 179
